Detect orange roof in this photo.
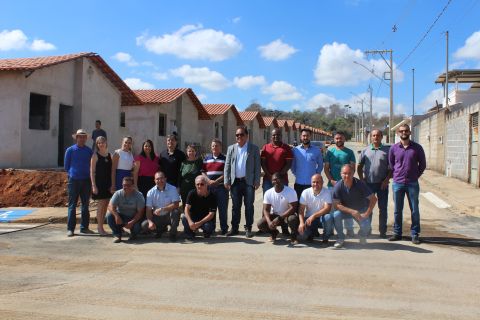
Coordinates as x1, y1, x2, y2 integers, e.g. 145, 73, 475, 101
263, 116, 278, 127
286, 120, 297, 130
276, 119, 289, 131
133, 88, 210, 120
238, 111, 266, 128
0, 52, 142, 106
204, 104, 244, 125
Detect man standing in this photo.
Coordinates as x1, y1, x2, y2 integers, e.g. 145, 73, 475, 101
141, 171, 181, 242
358, 129, 391, 238
332, 165, 377, 249
202, 139, 229, 235
182, 175, 217, 240
388, 124, 426, 244
261, 128, 293, 193
91, 120, 107, 151
324, 132, 356, 237
64, 129, 93, 237
159, 134, 186, 187
291, 128, 323, 200
298, 174, 334, 243
257, 173, 298, 243
106, 176, 145, 243
224, 126, 261, 238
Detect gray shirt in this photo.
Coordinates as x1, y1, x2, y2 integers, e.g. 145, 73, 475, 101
110, 189, 145, 218
359, 144, 390, 183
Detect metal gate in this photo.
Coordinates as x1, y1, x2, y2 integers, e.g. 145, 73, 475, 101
470, 112, 479, 186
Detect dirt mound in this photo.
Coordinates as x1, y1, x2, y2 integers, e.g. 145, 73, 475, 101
0, 169, 68, 207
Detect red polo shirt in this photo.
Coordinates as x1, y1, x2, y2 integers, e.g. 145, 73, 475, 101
260, 142, 293, 183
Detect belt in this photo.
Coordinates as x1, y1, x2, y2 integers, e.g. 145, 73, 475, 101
235, 177, 246, 182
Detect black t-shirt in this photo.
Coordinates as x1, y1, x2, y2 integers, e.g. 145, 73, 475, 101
186, 189, 217, 221
159, 148, 186, 186
333, 177, 372, 211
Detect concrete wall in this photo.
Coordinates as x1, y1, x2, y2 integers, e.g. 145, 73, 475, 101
244, 119, 263, 148
445, 102, 480, 182
199, 109, 238, 154
414, 110, 446, 173
177, 94, 201, 153
450, 89, 480, 106
0, 57, 123, 168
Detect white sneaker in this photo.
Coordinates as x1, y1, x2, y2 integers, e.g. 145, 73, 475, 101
67, 230, 74, 237
333, 240, 344, 249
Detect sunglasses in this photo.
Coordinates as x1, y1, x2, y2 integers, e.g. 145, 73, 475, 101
235, 133, 245, 137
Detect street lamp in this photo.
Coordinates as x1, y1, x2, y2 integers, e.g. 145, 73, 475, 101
344, 104, 351, 118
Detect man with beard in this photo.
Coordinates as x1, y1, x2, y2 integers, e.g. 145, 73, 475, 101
291, 128, 324, 200
358, 129, 391, 238
324, 132, 356, 237
388, 124, 426, 244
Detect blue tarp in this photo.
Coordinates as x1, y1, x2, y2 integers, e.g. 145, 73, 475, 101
0, 209, 36, 222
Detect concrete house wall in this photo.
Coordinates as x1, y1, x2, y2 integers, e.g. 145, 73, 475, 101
0, 57, 122, 168
244, 118, 264, 148
414, 110, 446, 173
199, 109, 238, 153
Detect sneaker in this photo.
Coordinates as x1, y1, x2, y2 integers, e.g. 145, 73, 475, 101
226, 229, 239, 237
346, 229, 355, 238
67, 230, 74, 237
281, 228, 290, 236
359, 237, 367, 245
388, 234, 402, 241
322, 238, 329, 245
127, 234, 137, 241
169, 233, 177, 242
333, 240, 344, 249
411, 235, 421, 245
185, 234, 195, 241
203, 233, 211, 239
307, 235, 314, 242
220, 229, 228, 236
290, 237, 299, 245
245, 229, 254, 238
80, 228, 94, 234
154, 232, 162, 239
379, 233, 387, 239
113, 236, 121, 243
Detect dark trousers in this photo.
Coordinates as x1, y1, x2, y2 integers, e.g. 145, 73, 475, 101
181, 216, 215, 237
209, 185, 229, 233
67, 178, 91, 232
257, 213, 299, 237
366, 182, 389, 235
106, 212, 142, 238
230, 178, 255, 231
141, 209, 180, 235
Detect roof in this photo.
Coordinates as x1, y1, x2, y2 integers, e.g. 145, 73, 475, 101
238, 111, 266, 128
286, 120, 297, 130
133, 88, 210, 120
263, 116, 278, 127
276, 119, 289, 131
435, 69, 480, 84
203, 104, 244, 125
0, 52, 142, 106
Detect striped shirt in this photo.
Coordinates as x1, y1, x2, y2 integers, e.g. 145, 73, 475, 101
202, 153, 226, 180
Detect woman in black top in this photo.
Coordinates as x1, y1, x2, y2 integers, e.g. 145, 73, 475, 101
90, 136, 112, 235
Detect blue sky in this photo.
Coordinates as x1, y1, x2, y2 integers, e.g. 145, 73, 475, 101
1, 0, 479, 117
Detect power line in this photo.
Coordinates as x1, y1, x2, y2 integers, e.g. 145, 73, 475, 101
398, 0, 453, 68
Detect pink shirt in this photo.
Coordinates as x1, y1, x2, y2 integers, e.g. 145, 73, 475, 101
135, 155, 160, 177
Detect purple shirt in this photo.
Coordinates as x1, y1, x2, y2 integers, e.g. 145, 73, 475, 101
388, 141, 426, 183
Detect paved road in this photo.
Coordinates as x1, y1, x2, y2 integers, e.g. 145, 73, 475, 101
0, 142, 479, 319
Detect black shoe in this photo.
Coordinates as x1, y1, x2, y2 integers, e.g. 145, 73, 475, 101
186, 234, 195, 241
313, 229, 321, 237
388, 234, 402, 241
322, 238, 329, 244
346, 229, 355, 238
203, 233, 211, 239
226, 229, 239, 236
307, 235, 314, 242
245, 229, 253, 238
220, 229, 228, 236
80, 228, 94, 234
169, 233, 177, 242
411, 235, 421, 245
281, 228, 291, 236
154, 232, 162, 239
379, 233, 387, 239
127, 234, 137, 241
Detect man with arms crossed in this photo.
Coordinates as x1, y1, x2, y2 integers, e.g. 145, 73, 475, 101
141, 171, 181, 242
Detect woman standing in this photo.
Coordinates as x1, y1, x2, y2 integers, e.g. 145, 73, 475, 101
111, 136, 134, 192
90, 136, 112, 235
133, 140, 159, 199
178, 144, 203, 205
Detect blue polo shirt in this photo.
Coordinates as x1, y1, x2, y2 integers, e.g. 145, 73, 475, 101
64, 144, 93, 180
291, 144, 323, 185
333, 178, 372, 211
146, 183, 181, 209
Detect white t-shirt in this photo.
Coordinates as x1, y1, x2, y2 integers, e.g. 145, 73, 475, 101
299, 187, 332, 218
263, 186, 298, 215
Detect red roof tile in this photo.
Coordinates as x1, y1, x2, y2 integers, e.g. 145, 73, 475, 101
286, 120, 297, 129
238, 111, 266, 128
276, 119, 289, 131
263, 116, 278, 127
0, 52, 142, 106
133, 88, 210, 120
203, 104, 244, 125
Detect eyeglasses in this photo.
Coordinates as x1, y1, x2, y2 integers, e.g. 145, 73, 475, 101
235, 133, 245, 137
196, 183, 205, 186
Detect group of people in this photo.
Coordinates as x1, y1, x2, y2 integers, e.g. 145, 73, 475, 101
64, 120, 426, 248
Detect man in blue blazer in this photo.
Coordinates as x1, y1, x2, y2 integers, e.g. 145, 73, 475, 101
224, 126, 261, 237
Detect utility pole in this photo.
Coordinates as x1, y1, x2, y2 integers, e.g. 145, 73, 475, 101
364, 49, 393, 143
368, 85, 373, 141
445, 31, 449, 110
412, 68, 415, 141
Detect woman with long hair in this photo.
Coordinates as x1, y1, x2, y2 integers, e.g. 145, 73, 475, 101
90, 136, 112, 235
133, 139, 159, 199
111, 136, 134, 192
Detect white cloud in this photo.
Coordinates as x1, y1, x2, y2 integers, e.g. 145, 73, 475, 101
170, 65, 230, 91
136, 24, 242, 61
306, 93, 338, 110
124, 77, 155, 90
233, 75, 266, 89
0, 29, 56, 51
314, 42, 404, 87
454, 30, 480, 60
30, 39, 56, 51
262, 81, 303, 101
418, 88, 444, 112
232, 17, 241, 24
152, 72, 168, 80
196, 93, 208, 101
258, 39, 298, 61
112, 52, 139, 66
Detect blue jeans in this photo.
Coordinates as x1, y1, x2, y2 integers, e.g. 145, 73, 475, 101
366, 182, 389, 235
328, 186, 354, 232
182, 216, 215, 237
392, 181, 421, 237
262, 179, 273, 194
298, 214, 334, 241
67, 177, 91, 232
230, 179, 255, 231
333, 208, 372, 241
210, 185, 229, 232
106, 212, 142, 238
